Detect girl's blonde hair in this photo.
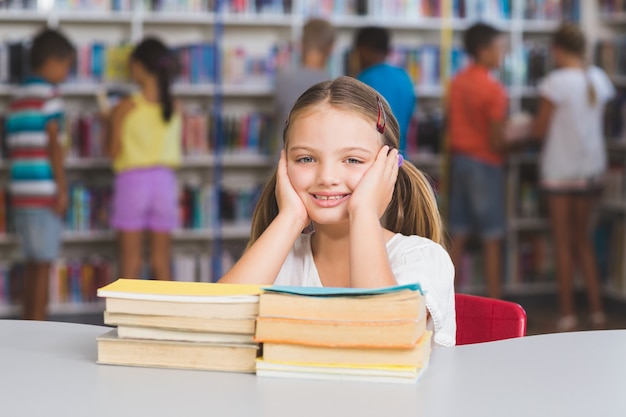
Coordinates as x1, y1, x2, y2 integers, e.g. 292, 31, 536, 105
552, 22, 596, 106
249, 76, 445, 248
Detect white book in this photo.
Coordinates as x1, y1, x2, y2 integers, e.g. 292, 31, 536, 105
117, 325, 255, 344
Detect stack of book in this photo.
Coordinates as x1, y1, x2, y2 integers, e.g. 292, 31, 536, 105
255, 284, 432, 384
96, 279, 262, 373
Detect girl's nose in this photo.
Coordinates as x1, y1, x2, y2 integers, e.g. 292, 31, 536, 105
317, 162, 340, 186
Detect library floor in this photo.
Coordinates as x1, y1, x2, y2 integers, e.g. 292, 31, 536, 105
45, 292, 626, 337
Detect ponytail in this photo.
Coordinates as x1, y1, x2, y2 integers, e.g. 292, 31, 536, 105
248, 171, 279, 249
157, 63, 174, 121
130, 37, 177, 122
385, 161, 446, 248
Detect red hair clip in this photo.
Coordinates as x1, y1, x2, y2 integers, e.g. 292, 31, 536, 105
376, 96, 386, 134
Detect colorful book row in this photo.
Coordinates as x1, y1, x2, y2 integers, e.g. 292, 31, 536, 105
0, 41, 292, 86
0, 184, 260, 234
0, 258, 115, 306
1, 0, 579, 20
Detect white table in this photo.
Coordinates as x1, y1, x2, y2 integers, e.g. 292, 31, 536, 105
1, 320, 624, 417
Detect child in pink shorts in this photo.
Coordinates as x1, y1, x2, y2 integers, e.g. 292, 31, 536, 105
108, 37, 182, 280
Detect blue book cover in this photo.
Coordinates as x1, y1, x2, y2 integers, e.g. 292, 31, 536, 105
264, 283, 424, 297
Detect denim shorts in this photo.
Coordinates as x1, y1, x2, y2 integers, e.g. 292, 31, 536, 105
13, 207, 63, 262
111, 167, 179, 232
448, 154, 505, 240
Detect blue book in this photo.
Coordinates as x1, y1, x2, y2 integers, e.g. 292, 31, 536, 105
264, 283, 423, 297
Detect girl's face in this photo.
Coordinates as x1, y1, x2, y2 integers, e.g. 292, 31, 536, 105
286, 104, 383, 226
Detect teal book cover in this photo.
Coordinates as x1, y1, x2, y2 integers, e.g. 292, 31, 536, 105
264, 283, 423, 297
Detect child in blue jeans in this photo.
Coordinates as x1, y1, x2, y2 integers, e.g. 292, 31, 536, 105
5, 29, 75, 320
108, 37, 181, 281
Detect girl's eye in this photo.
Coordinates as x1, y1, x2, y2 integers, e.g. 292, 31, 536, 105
346, 158, 362, 164
296, 156, 314, 163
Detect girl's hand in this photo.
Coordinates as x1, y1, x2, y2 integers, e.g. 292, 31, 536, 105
348, 145, 399, 218
275, 150, 310, 230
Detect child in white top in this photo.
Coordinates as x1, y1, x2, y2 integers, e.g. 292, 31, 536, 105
220, 76, 455, 346
531, 23, 614, 332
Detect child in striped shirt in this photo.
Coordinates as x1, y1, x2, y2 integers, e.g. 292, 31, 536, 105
4, 28, 75, 320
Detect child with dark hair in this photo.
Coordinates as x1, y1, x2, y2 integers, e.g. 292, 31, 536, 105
447, 23, 507, 299
353, 26, 415, 155
108, 37, 182, 281
530, 23, 614, 331
4, 28, 75, 320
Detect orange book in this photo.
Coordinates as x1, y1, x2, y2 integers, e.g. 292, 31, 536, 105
255, 316, 426, 348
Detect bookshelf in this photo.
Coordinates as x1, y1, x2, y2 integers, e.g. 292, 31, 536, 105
0, 0, 584, 314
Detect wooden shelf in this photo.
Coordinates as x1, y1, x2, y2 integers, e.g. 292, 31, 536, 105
0, 10, 48, 22
0, 154, 272, 171
56, 10, 134, 23
599, 13, 626, 25
459, 281, 557, 296
509, 217, 548, 231
602, 201, 626, 213
0, 223, 252, 245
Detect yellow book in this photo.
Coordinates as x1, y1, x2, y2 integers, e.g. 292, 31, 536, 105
97, 279, 264, 322
97, 279, 264, 302
255, 358, 430, 384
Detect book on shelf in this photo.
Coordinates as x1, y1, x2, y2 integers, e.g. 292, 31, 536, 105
182, 111, 274, 156
255, 283, 432, 383
0, 258, 116, 308
598, 0, 626, 14
97, 329, 259, 372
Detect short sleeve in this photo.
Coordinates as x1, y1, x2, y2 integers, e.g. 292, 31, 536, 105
42, 95, 65, 126
538, 72, 562, 104
485, 82, 507, 121
592, 67, 616, 102
390, 237, 456, 347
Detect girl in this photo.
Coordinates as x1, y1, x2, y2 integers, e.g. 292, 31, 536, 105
220, 76, 455, 346
108, 37, 182, 281
530, 23, 614, 331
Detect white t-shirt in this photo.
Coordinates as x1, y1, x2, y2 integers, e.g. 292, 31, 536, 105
274, 233, 456, 347
538, 66, 615, 184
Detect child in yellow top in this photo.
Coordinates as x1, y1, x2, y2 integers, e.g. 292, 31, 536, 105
108, 37, 182, 281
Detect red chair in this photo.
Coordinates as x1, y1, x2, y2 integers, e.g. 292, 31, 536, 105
455, 294, 527, 345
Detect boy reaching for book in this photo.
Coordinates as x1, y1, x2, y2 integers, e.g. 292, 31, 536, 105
107, 37, 182, 281
220, 76, 455, 347
5, 28, 75, 320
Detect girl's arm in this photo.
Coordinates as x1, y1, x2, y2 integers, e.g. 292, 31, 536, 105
219, 151, 310, 285
107, 98, 134, 158
531, 97, 555, 140
348, 146, 400, 288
